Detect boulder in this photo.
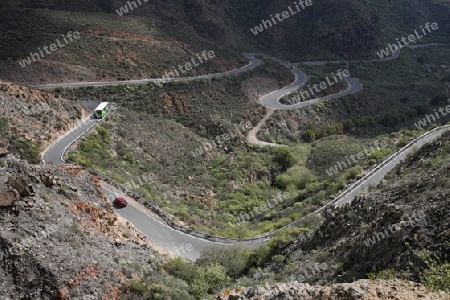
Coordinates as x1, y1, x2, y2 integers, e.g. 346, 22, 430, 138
0, 148, 8, 157
40, 173, 61, 187
0, 189, 20, 207
7, 176, 34, 197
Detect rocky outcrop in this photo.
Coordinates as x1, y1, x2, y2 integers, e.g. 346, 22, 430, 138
218, 279, 450, 300
0, 176, 33, 208
0, 148, 8, 157
0, 155, 164, 299
40, 173, 62, 187
0, 80, 88, 160
0, 188, 20, 207
7, 176, 34, 197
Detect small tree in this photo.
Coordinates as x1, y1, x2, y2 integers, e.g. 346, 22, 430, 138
273, 147, 295, 172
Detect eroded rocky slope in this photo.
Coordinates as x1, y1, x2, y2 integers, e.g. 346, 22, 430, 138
227, 130, 450, 299
0, 80, 88, 163
218, 279, 450, 300
0, 155, 175, 299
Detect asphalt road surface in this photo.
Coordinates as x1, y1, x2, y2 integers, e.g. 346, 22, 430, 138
31, 54, 261, 90
42, 112, 264, 260
331, 126, 449, 209
41, 52, 448, 260
103, 186, 261, 261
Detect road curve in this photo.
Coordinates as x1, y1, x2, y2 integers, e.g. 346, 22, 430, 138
247, 44, 447, 142
246, 55, 362, 147
42, 118, 98, 166
247, 109, 283, 147
299, 43, 447, 66
102, 187, 261, 261
261, 77, 363, 110
42, 110, 264, 260
41, 50, 448, 260
316, 125, 450, 213
31, 54, 261, 90
41, 54, 266, 260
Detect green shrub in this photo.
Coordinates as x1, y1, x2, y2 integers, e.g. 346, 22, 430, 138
273, 147, 295, 172
40, 192, 51, 202
124, 280, 194, 300
164, 258, 231, 299
55, 122, 64, 130
367, 148, 391, 162
203, 264, 232, 294
164, 258, 197, 281
128, 280, 146, 295
9, 137, 41, 164
301, 123, 344, 142
418, 249, 450, 292
343, 166, 363, 180
248, 227, 309, 268
422, 262, 450, 292
274, 166, 314, 190
367, 269, 408, 280
196, 245, 250, 278
0, 117, 8, 133
380, 114, 400, 127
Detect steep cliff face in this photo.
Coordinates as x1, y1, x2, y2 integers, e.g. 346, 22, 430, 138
182, 0, 244, 47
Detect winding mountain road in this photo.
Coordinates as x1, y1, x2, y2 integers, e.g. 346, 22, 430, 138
32, 53, 260, 90
246, 43, 447, 145
42, 111, 265, 260
41, 47, 449, 260
319, 125, 450, 212
299, 43, 446, 66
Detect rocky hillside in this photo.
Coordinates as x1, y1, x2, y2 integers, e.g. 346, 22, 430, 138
218, 279, 450, 300
0, 80, 88, 163
300, 131, 450, 283
1, 110, 448, 299
0, 99, 447, 300
235, 130, 450, 297
1, 0, 449, 84
0, 155, 190, 299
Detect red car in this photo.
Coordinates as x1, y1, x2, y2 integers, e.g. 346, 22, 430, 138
113, 197, 127, 207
